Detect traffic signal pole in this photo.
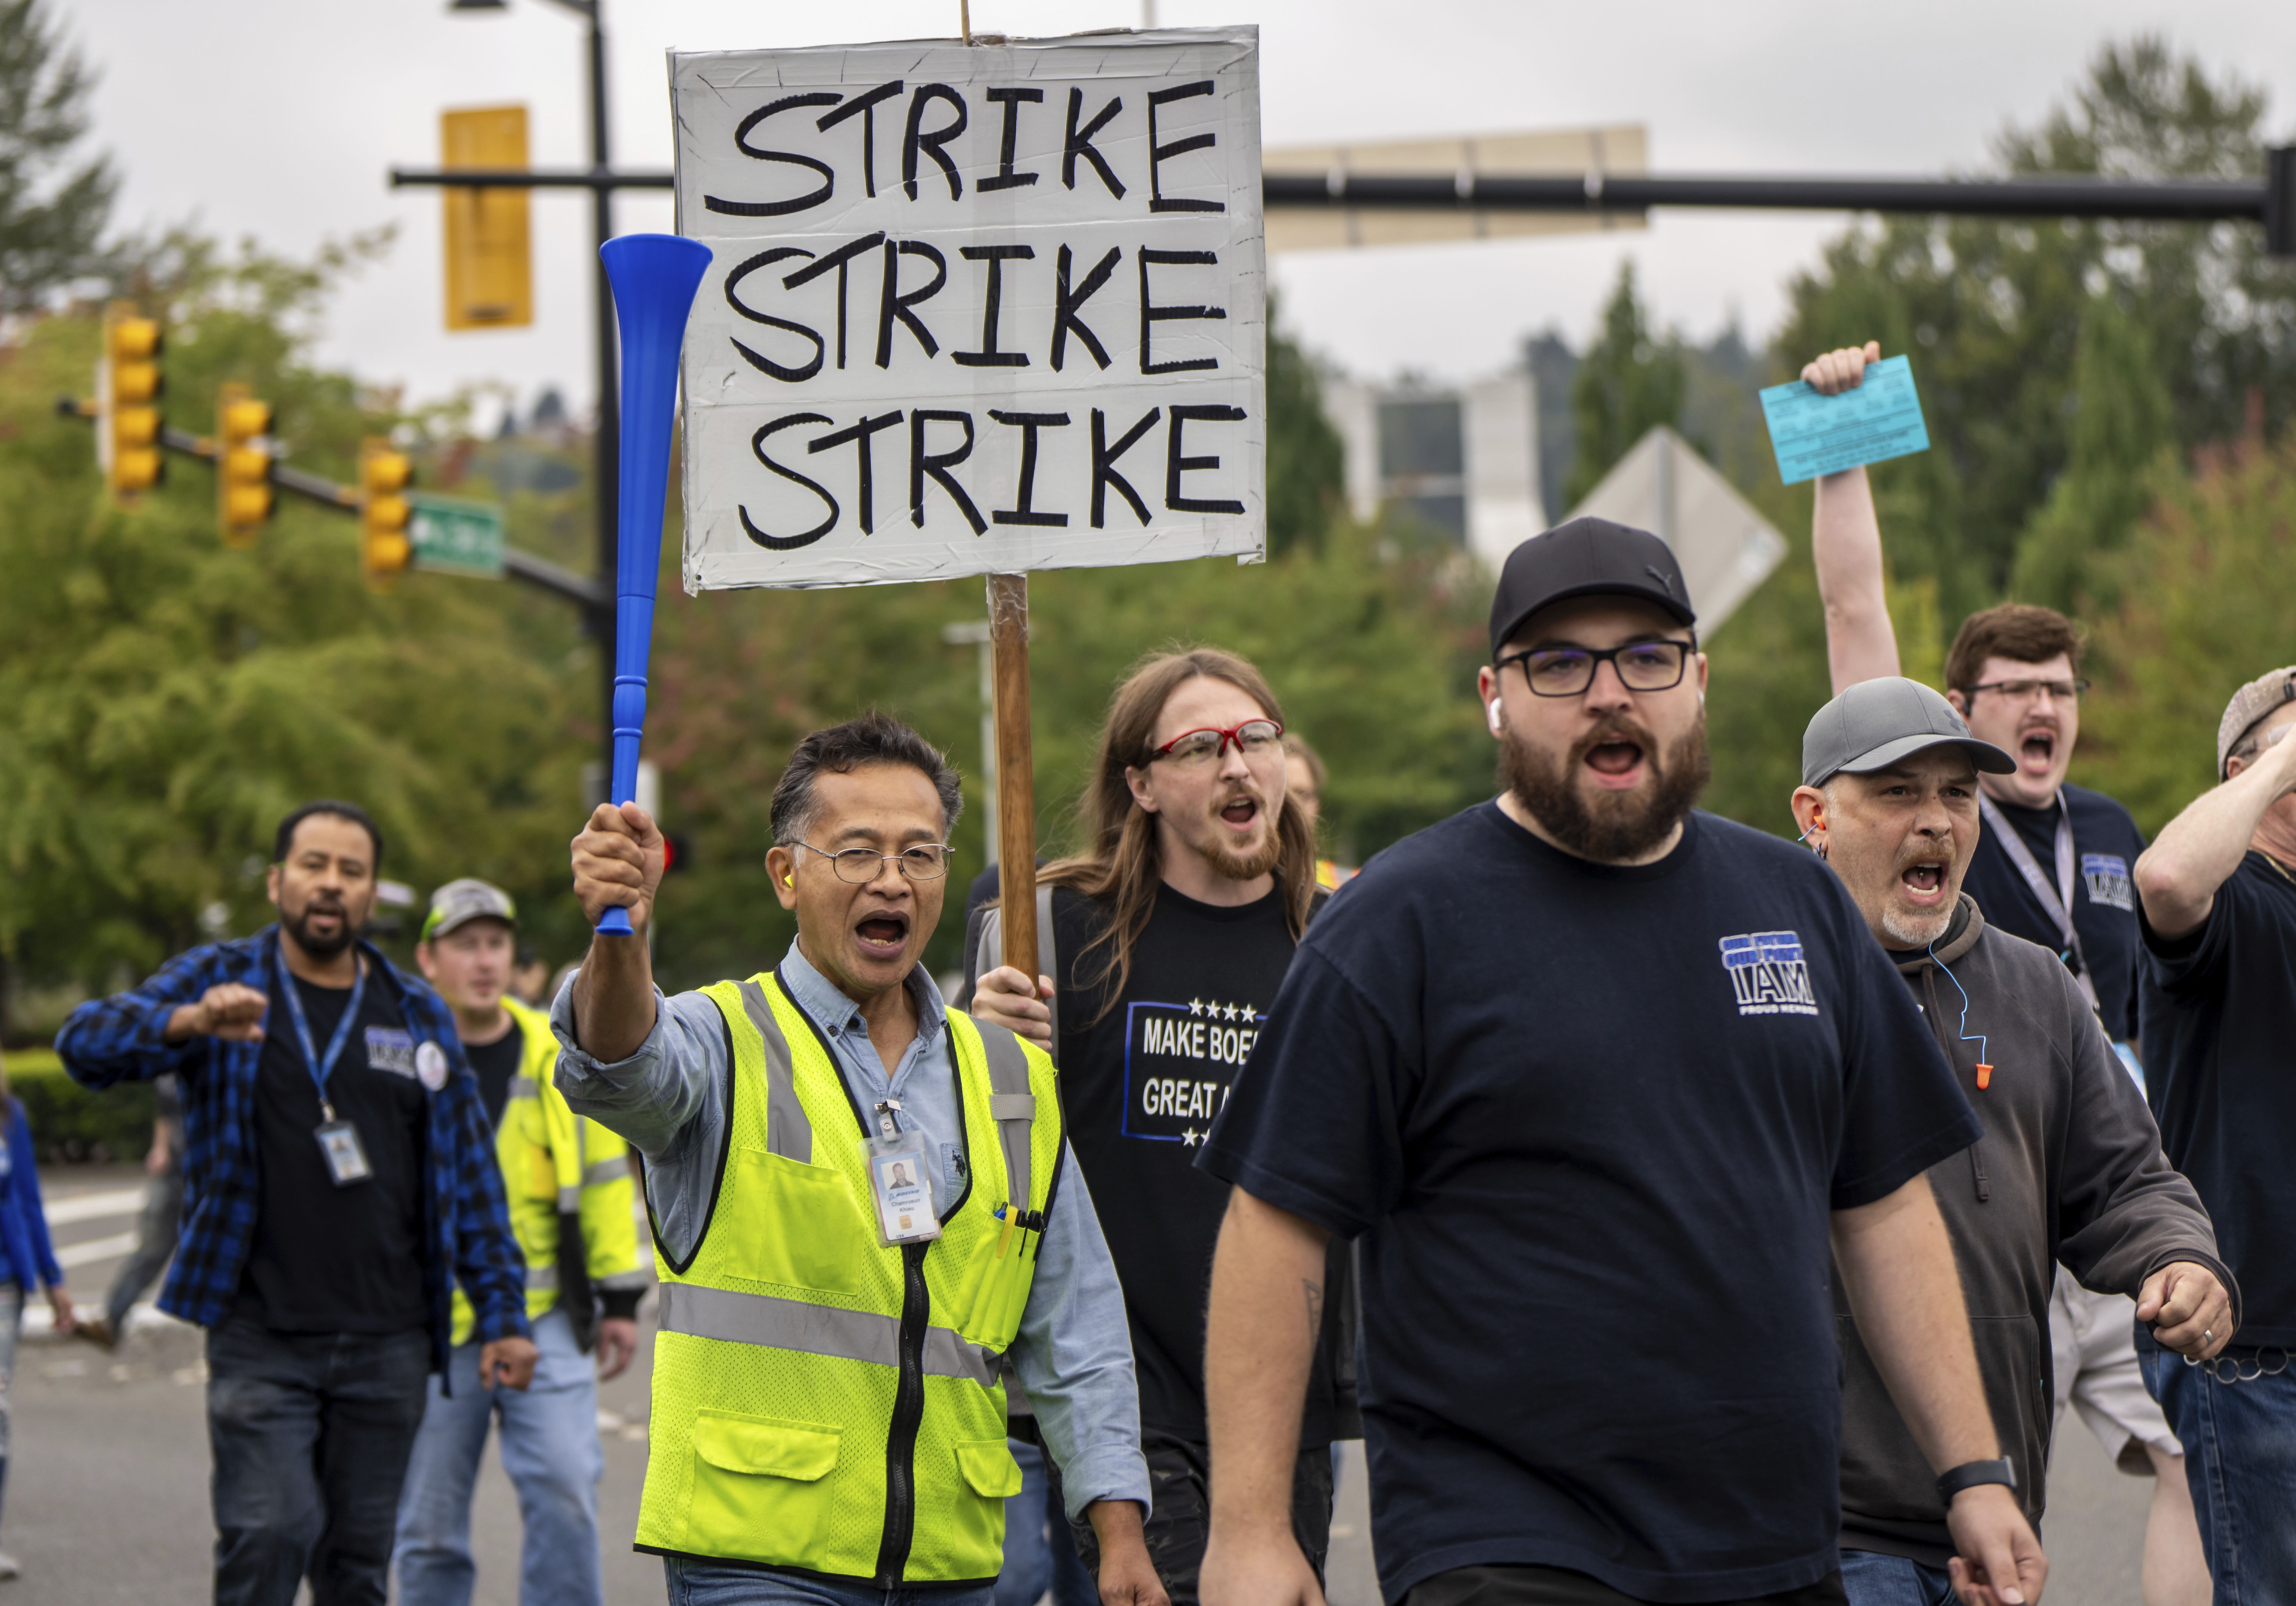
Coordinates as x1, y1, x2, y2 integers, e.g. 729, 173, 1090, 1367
582, 0, 620, 806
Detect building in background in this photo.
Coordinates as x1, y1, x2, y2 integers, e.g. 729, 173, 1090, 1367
1324, 372, 1543, 573
1324, 372, 1783, 631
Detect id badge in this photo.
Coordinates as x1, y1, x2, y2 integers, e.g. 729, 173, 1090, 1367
315, 1118, 373, 1187
861, 1132, 941, 1248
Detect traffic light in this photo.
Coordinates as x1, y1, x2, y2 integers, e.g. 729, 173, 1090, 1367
359, 436, 414, 588
98, 302, 164, 507
216, 382, 273, 547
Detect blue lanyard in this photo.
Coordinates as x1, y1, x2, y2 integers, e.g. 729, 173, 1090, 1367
276, 948, 367, 1121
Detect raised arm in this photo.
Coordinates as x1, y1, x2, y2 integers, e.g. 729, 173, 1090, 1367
1834, 1173, 2044, 1606
1805, 341, 1903, 693
2135, 719, 2296, 939
568, 801, 666, 1062
1200, 1188, 1333, 1606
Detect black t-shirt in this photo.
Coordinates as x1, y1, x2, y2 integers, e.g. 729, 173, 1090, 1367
965, 877, 1344, 1448
1197, 804, 1982, 1605
1961, 783, 2146, 1042
464, 1016, 525, 1132
238, 965, 430, 1335
2139, 850, 2296, 1346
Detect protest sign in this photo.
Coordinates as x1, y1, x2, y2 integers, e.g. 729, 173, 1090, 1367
671, 28, 1266, 593
1759, 354, 1930, 485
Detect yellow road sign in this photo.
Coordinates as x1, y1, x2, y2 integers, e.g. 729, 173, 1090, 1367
442, 105, 533, 330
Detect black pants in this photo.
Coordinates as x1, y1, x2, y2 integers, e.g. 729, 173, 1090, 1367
1405, 1564, 1849, 1606
1067, 1435, 1335, 1606
205, 1318, 432, 1606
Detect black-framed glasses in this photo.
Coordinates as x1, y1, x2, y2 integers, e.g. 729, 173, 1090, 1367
1959, 677, 2090, 705
1498, 638, 1697, 698
791, 842, 953, 883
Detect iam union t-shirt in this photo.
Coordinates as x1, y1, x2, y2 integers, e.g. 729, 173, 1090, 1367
1198, 803, 1980, 1605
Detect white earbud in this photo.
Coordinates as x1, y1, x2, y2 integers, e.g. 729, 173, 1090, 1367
1486, 698, 1504, 734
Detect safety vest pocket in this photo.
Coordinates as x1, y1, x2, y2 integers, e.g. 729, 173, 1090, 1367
953, 1436, 1024, 1500
689, 1411, 842, 1563
723, 1147, 865, 1296
948, 1225, 1037, 1354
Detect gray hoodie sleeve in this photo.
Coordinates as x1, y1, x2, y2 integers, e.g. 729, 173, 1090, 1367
2051, 963, 2238, 1323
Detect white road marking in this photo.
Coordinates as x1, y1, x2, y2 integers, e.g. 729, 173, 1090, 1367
44, 1189, 148, 1226
55, 1232, 139, 1270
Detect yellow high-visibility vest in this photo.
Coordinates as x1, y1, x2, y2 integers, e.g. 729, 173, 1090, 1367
634, 971, 1062, 1585
450, 998, 644, 1347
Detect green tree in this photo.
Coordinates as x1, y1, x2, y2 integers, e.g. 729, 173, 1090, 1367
1565, 262, 1687, 506
0, 235, 592, 997
1263, 292, 1345, 554
1775, 37, 2293, 619
2076, 432, 2296, 836
2008, 291, 2178, 611
0, 0, 117, 311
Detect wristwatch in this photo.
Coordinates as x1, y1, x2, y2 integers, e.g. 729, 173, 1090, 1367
1936, 1458, 2017, 1505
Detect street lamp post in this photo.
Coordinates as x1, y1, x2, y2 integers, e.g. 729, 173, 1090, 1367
451, 0, 619, 795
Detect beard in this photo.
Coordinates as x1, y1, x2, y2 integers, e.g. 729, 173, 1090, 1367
1502, 711, 1711, 863
1880, 897, 1957, 949
1196, 787, 1284, 882
282, 897, 362, 959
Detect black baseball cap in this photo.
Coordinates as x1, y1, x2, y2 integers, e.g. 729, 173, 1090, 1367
1489, 518, 1696, 659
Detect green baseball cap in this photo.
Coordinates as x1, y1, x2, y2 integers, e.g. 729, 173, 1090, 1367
1801, 677, 2015, 788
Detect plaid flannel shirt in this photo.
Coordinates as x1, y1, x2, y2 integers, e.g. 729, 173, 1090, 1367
56, 926, 529, 1380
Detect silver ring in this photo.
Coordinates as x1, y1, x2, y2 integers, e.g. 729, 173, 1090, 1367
2205, 1330, 2215, 1344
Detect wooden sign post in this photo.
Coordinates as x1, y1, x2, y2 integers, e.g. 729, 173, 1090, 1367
987, 573, 1038, 966
670, 28, 1267, 957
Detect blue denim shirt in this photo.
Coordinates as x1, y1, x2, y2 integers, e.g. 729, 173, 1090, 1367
551, 941, 1148, 1520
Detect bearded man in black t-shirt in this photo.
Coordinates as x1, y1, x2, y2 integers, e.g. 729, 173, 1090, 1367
968, 647, 1339, 1605
1195, 520, 2041, 1606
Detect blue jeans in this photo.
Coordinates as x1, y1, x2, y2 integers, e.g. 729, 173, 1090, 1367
207, 1317, 433, 1606
996, 1438, 1096, 1606
663, 1559, 994, 1605
2144, 1343, 2296, 1604
1837, 1550, 1955, 1606
393, 1306, 603, 1606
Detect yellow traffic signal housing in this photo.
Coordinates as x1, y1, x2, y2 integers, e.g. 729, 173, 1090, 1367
359, 436, 415, 588
441, 106, 533, 331
216, 382, 274, 547
99, 302, 165, 507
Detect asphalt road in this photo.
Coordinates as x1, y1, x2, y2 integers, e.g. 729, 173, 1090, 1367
8, 1166, 2155, 1605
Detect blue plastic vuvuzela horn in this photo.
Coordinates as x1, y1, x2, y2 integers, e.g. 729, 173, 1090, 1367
594, 232, 714, 935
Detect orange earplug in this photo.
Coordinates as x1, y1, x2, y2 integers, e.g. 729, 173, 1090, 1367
1975, 1064, 1993, 1090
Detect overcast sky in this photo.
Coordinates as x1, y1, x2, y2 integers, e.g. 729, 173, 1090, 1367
59, 0, 2296, 426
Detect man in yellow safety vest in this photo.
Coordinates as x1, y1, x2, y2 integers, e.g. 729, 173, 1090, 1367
394, 878, 647, 1606
553, 712, 1166, 1606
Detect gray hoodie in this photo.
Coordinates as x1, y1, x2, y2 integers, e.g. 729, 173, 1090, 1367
1835, 895, 2234, 1567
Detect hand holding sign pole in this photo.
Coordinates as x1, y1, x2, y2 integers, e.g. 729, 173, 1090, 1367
594, 233, 714, 935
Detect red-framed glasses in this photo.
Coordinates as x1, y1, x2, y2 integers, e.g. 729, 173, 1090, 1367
1149, 718, 1285, 766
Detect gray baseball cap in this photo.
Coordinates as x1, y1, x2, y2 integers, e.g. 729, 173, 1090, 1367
420, 878, 518, 942
2217, 665, 2296, 777
1801, 677, 2016, 788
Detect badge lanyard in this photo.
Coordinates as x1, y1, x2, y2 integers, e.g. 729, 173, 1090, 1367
278, 949, 375, 1186
1979, 791, 2101, 1015
862, 1097, 941, 1248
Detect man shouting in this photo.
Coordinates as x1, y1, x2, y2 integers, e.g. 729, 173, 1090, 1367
1196, 520, 2039, 1606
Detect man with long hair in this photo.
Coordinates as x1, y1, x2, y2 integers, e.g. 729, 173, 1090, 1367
969, 647, 1345, 1604
1196, 520, 2040, 1606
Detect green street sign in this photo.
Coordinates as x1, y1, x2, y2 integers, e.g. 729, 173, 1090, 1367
406, 492, 505, 578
